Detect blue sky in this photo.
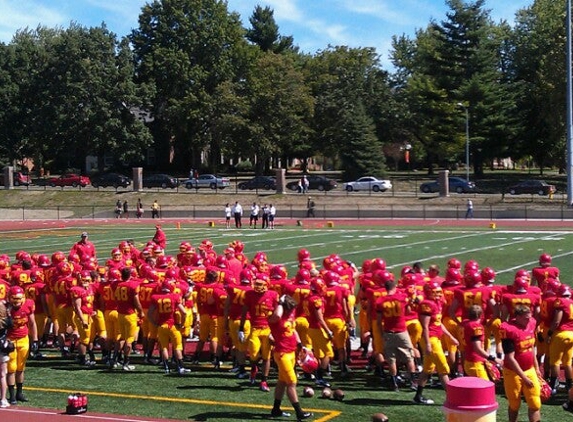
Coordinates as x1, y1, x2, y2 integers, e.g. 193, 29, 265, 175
0, 0, 532, 68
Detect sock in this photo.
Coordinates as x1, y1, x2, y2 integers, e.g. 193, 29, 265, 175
261, 375, 267, 382
16, 383, 23, 396
317, 367, 324, 380
567, 378, 573, 390
550, 376, 558, 390
272, 399, 281, 412
415, 385, 424, 398
292, 402, 304, 417
8, 385, 14, 400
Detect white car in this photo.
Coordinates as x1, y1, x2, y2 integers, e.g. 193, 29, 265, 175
183, 174, 231, 189
343, 176, 392, 192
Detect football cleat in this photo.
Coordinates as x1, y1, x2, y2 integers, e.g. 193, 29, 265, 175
259, 381, 270, 392
271, 410, 291, 418
413, 395, 434, 405
315, 379, 331, 388
122, 364, 135, 371
297, 412, 313, 421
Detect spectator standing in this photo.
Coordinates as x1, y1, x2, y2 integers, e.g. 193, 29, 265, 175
261, 204, 269, 229
224, 203, 232, 229
122, 200, 129, 219
151, 200, 160, 219
465, 199, 474, 219
306, 197, 315, 218
250, 202, 260, 229
269, 204, 276, 229
115, 200, 122, 219
0, 299, 10, 408
232, 201, 243, 228
301, 175, 309, 194
136, 199, 144, 219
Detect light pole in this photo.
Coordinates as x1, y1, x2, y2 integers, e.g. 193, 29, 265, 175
457, 103, 470, 181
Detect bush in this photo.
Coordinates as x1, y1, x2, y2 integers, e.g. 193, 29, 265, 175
235, 160, 253, 172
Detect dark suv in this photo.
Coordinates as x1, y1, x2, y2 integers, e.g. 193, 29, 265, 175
91, 173, 132, 188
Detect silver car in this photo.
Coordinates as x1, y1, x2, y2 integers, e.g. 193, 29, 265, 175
183, 174, 231, 190
343, 176, 392, 192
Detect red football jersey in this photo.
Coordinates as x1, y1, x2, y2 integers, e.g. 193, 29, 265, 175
8, 298, 35, 340
418, 299, 444, 338
244, 289, 278, 328
376, 292, 409, 332
501, 317, 536, 371
462, 319, 486, 363
269, 311, 298, 353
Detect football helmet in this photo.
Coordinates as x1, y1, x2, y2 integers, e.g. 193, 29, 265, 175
323, 270, 341, 286
558, 284, 572, 297
119, 240, 130, 252
229, 240, 244, 253
464, 270, 482, 288
165, 268, 179, 281
57, 261, 73, 277
199, 239, 214, 251
400, 266, 413, 278
9, 285, 25, 307
156, 255, 170, 269
294, 269, 311, 284
361, 259, 372, 273
68, 252, 81, 264
310, 278, 327, 296
370, 258, 386, 272
298, 348, 319, 374
179, 241, 192, 253
270, 265, 288, 280
444, 268, 462, 284
539, 377, 552, 403
447, 258, 462, 269
36, 254, 50, 268
215, 255, 228, 268
545, 278, 561, 294
80, 270, 92, 286
51, 251, 66, 265
30, 269, 44, 282
373, 269, 394, 287
111, 248, 122, 262
0, 258, 8, 269
539, 253, 552, 267
108, 268, 122, 282
299, 260, 314, 271
253, 273, 270, 293
424, 281, 443, 300
513, 276, 529, 294
297, 248, 311, 262
161, 281, 175, 293
484, 360, 501, 383
480, 267, 496, 285
515, 269, 531, 281
240, 267, 255, 285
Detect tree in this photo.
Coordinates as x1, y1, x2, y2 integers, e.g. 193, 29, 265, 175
130, 0, 249, 172
245, 5, 297, 54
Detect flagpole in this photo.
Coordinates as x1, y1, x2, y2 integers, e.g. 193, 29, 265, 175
567, 0, 573, 206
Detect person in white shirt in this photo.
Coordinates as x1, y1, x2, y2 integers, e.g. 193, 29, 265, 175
269, 204, 276, 229
224, 203, 232, 228
249, 202, 260, 228
232, 201, 243, 228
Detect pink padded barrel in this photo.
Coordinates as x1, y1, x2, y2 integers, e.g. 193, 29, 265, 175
444, 377, 498, 412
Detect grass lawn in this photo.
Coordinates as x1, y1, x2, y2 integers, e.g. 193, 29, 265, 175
5, 222, 573, 421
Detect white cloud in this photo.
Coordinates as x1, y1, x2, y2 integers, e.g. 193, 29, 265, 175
0, 0, 65, 42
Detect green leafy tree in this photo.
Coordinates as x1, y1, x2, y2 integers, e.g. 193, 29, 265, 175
245, 5, 297, 54
130, 0, 248, 172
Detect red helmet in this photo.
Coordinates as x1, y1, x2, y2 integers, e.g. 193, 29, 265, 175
199, 239, 214, 250
424, 281, 443, 300
253, 273, 270, 293
229, 240, 244, 253
539, 253, 552, 266
16, 250, 31, 262
119, 240, 130, 251
299, 260, 314, 271
323, 270, 341, 286
146, 269, 160, 283
298, 348, 319, 374
310, 278, 327, 296
160, 281, 175, 293
79, 270, 92, 285
361, 259, 372, 273
111, 248, 122, 261
51, 251, 66, 265
215, 255, 228, 268
370, 258, 386, 272
0, 258, 8, 269
165, 268, 179, 281
515, 269, 531, 281
297, 248, 311, 262
513, 276, 529, 293
322, 256, 338, 270
108, 268, 122, 282
156, 255, 170, 268
37, 254, 50, 268
270, 265, 288, 280
485, 360, 501, 383
464, 260, 479, 272
400, 266, 413, 278
373, 269, 393, 287
480, 267, 496, 284
254, 251, 268, 262
30, 269, 45, 282
252, 258, 268, 274
68, 252, 80, 264
444, 268, 462, 284
240, 268, 255, 285
464, 271, 482, 288
400, 272, 417, 288
447, 258, 462, 269
57, 261, 73, 277
295, 269, 311, 284
9, 285, 25, 307
82, 258, 98, 272
179, 241, 192, 253
540, 377, 552, 403
545, 278, 561, 294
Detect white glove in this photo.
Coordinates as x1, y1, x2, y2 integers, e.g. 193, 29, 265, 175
238, 331, 245, 343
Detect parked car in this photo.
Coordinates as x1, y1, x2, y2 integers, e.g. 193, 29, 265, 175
91, 172, 131, 188
286, 175, 338, 192
184, 174, 230, 189
419, 177, 476, 194
48, 173, 91, 187
142, 173, 179, 189
238, 176, 276, 190
507, 180, 556, 196
343, 176, 392, 192
0, 171, 31, 186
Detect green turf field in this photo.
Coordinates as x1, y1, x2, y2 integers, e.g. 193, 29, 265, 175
6, 223, 573, 421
